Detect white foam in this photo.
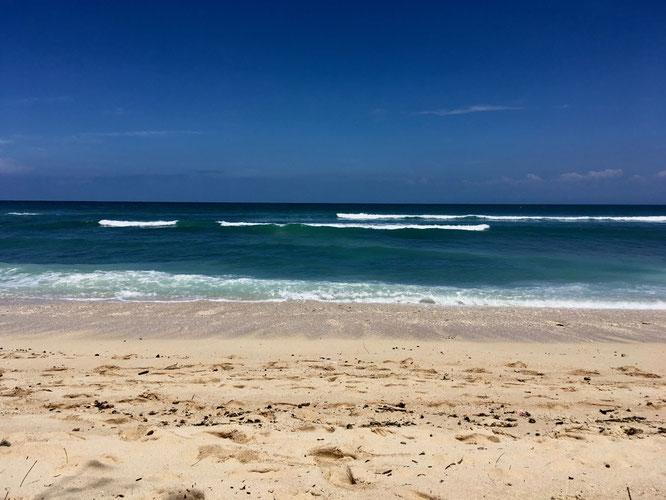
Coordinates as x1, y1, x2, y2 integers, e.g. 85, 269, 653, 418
338, 213, 428, 220
6, 212, 40, 216
337, 213, 666, 223
99, 219, 178, 227
218, 221, 275, 227
304, 223, 489, 231
0, 267, 664, 310
217, 221, 489, 231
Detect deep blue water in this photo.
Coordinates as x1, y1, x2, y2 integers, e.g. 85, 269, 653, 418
1, 201, 665, 308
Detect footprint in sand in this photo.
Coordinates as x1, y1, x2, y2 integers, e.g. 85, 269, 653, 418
455, 433, 501, 444
158, 488, 206, 500
505, 361, 527, 369
400, 357, 414, 367
196, 444, 260, 464
293, 423, 319, 432
309, 446, 371, 488
207, 429, 251, 443
120, 425, 157, 441
93, 364, 121, 375
1, 387, 33, 397
514, 369, 545, 376
63, 393, 92, 399
111, 353, 137, 360
117, 391, 162, 403
464, 368, 489, 374
569, 369, 600, 376
614, 366, 661, 378
211, 362, 234, 371
310, 446, 357, 461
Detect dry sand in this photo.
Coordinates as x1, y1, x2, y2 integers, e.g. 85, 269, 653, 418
0, 300, 664, 499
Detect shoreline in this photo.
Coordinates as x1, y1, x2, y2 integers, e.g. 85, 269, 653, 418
4, 296, 666, 310
1, 299, 664, 342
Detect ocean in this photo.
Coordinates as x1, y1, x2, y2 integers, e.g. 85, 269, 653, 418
1, 201, 665, 309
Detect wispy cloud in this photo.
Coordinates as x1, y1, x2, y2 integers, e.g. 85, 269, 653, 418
8, 96, 72, 105
495, 173, 543, 184
559, 169, 623, 181
0, 157, 27, 174
414, 105, 524, 116
657, 170, 666, 178
462, 173, 544, 187
75, 130, 203, 138
465, 170, 630, 187
0, 138, 14, 145
103, 107, 127, 116
369, 108, 388, 122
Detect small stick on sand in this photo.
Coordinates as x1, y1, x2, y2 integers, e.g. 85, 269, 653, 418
20, 460, 37, 487
63, 447, 68, 464
627, 486, 632, 500
495, 451, 505, 466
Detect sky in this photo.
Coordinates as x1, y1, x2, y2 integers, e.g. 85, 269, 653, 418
1, 0, 665, 203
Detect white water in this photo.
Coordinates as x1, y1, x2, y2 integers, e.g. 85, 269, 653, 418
99, 219, 179, 227
337, 213, 666, 223
1, 266, 664, 309
218, 221, 274, 227
217, 221, 490, 231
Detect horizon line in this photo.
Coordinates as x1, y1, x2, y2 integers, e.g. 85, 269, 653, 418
1, 199, 665, 207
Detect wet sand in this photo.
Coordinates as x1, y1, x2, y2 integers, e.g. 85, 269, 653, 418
0, 301, 664, 499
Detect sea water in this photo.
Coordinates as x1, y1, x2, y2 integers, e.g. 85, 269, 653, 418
1, 201, 664, 309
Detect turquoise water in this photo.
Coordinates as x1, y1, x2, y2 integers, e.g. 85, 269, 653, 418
1, 201, 665, 308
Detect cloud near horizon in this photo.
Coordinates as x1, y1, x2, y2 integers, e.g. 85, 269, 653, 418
414, 105, 524, 116
559, 169, 623, 181
469, 169, 629, 187
463, 173, 544, 187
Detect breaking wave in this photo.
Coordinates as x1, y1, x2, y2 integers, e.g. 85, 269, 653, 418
99, 219, 179, 228
0, 266, 663, 309
337, 213, 666, 223
217, 221, 489, 231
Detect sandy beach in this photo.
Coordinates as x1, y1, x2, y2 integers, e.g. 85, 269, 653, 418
0, 301, 664, 499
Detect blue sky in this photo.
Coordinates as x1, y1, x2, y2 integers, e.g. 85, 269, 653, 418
1, 1, 665, 203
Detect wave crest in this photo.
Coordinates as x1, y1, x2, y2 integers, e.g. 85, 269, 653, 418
337, 213, 666, 223
99, 219, 179, 228
217, 221, 489, 231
